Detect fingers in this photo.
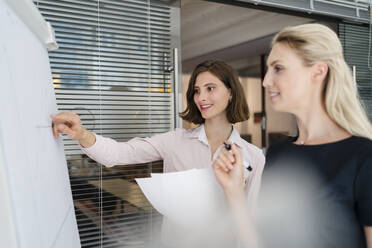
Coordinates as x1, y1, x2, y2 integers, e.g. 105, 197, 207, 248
214, 146, 236, 172
50, 111, 82, 140
215, 157, 232, 172
57, 123, 81, 140
52, 119, 59, 138
230, 143, 242, 166
51, 111, 79, 127
216, 143, 243, 170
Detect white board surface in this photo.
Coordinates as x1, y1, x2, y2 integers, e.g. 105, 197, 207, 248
0, 0, 80, 247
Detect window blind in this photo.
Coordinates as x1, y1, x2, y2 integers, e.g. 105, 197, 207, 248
339, 22, 372, 121
34, 0, 176, 247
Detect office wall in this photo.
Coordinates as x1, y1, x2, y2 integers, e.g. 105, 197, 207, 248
235, 77, 262, 147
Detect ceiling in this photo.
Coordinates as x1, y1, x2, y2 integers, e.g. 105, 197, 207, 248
180, 0, 314, 76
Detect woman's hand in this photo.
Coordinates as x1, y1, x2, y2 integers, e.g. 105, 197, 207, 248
213, 143, 260, 247
213, 143, 245, 197
50, 111, 95, 148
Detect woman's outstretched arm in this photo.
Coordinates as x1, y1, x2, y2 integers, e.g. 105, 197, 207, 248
50, 111, 165, 167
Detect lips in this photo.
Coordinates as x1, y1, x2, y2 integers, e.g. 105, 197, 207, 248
200, 104, 212, 111
269, 92, 280, 100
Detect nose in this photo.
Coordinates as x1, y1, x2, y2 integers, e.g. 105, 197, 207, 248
195, 89, 207, 102
262, 71, 271, 88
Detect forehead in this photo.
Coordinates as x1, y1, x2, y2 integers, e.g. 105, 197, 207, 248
194, 71, 224, 87
267, 43, 302, 65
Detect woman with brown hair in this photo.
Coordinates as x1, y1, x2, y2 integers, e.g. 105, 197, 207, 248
51, 60, 265, 247
214, 23, 372, 248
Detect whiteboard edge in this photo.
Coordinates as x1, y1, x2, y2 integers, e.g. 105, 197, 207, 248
4, 0, 58, 51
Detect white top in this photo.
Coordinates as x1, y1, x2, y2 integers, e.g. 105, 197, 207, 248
81, 124, 265, 247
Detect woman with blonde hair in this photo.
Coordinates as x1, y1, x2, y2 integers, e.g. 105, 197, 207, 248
213, 23, 372, 247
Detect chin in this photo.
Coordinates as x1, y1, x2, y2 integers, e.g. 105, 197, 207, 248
271, 103, 286, 113
201, 114, 211, 120
201, 113, 215, 120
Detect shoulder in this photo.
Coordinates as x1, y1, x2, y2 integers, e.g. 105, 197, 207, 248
238, 138, 265, 165
143, 128, 189, 150
170, 125, 205, 140
353, 137, 372, 197
239, 138, 263, 155
335, 136, 372, 164
350, 136, 372, 150
351, 136, 372, 168
174, 126, 198, 138
153, 127, 198, 141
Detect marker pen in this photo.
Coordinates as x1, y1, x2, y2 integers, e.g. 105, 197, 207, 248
223, 142, 252, 172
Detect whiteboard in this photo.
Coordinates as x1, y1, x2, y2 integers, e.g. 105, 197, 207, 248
0, 0, 80, 247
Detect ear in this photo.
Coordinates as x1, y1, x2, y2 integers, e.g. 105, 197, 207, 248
312, 62, 328, 84
228, 88, 232, 102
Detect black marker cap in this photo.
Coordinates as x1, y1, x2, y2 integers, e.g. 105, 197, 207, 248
223, 142, 231, 151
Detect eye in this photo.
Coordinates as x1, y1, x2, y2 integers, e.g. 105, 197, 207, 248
207, 86, 215, 92
274, 65, 283, 72
194, 88, 200, 94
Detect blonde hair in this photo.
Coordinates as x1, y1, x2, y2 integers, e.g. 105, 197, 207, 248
272, 23, 372, 139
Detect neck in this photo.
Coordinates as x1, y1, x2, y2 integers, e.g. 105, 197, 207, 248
204, 116, 232, 144
294, 103, 350, 144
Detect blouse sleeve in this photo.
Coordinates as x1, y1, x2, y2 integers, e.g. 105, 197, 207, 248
80, 131, 175, 167
355, 151, 372, 226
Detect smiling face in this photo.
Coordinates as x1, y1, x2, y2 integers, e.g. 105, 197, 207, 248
263, 42, 314, 114
193, 71, 231, 122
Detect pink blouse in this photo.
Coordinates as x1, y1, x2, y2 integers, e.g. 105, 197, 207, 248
81, 124, 265, 211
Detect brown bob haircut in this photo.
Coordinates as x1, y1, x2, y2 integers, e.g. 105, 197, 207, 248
179, 60, 249, 124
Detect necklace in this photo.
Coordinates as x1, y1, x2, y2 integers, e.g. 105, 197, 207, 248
298, 141, 305, 145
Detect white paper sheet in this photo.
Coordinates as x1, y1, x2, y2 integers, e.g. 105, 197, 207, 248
136, 168, 227, 230
136, 168, 239, 247
135, 177, 167, 216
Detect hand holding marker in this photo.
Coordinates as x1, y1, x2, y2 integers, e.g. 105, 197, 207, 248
213, 142, 248, 192
223, 142, 252, 172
